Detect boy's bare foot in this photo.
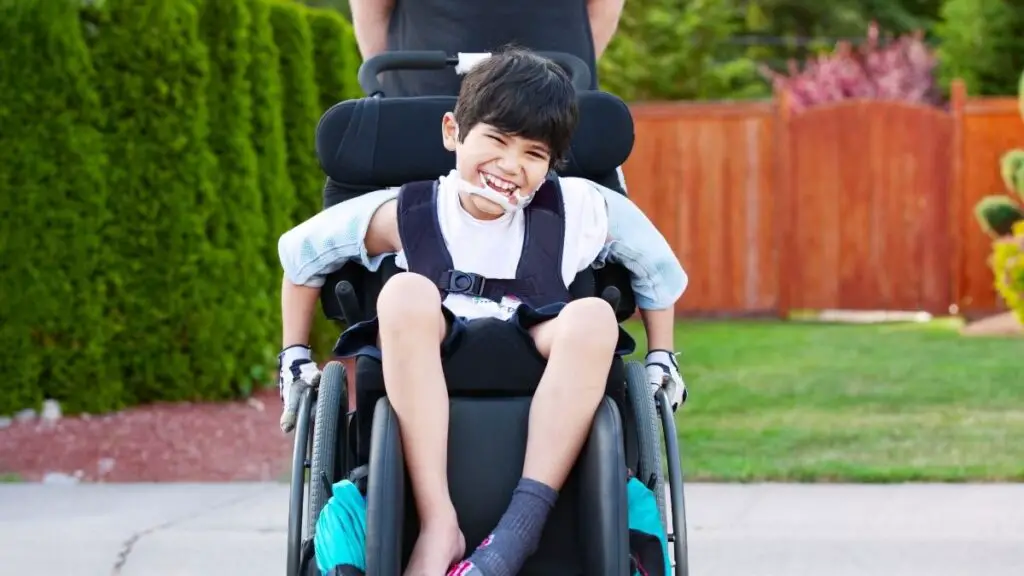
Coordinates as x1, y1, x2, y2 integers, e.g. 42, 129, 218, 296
403, 519, 466, 576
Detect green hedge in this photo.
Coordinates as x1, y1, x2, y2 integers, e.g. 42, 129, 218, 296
248, 0, 297, 352
936, 0, 1024, 96
90, 0, 224, 404
307, 7, 363, 111
194, 0, 275, 394
0, 0, 360, 415
270, 0, 324, 224
0, 0, 114, 415
270, 1, 341, 360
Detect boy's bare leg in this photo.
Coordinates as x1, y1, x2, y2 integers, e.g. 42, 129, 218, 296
454, 297, 617, 575
524, 297, 617, 486
376, 272, 465, 575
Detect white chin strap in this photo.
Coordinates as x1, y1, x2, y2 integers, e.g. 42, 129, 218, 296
447, 169, 535, 214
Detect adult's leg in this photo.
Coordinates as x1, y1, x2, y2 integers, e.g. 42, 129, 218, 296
376, 272, 465, 575
455, 297, 618, 575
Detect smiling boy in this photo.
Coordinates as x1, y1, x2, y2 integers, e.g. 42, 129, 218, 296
278, 48, 685, 576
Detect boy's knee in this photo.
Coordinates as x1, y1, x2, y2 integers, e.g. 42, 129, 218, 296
377, 272, 442, 327
556, 298, 618, 352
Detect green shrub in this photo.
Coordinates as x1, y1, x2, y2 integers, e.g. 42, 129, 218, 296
306, 6, 361, 112
90, 0, 227, 403
270, 1, 340, 360
193, 0, 275, 393
992, 222, 1024, 324
599, 0, 762, 101
248, 0, 296, 354
973, 70, 1024, 240
935, 0, 1024, 96
975, 195, 1024, 238
0, 0, 114, 415
269, 0, 323, 224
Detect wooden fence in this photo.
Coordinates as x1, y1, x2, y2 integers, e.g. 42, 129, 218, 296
622, 81, 1024, 318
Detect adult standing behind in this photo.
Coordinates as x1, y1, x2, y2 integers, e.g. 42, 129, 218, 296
313, 0, 688, 418
348, 0, 625, 97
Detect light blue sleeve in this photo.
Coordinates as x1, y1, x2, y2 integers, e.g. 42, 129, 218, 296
592, 184, 689, 310
277, 188, 400, 288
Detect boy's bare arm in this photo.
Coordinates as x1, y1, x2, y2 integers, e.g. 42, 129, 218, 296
639, 307, 675, 351
363, 198, 401, 258
279, 199, 401, 349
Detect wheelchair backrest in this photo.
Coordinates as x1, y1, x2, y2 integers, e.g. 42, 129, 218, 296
313, 91, 638, 325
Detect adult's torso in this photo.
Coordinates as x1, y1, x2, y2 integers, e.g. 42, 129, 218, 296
382, 0, 597, 97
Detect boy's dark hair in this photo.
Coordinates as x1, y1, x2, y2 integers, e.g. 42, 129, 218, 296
453, 46, 579, 166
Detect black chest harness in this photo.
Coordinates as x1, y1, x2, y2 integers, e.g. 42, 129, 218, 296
395, 178, 572, 309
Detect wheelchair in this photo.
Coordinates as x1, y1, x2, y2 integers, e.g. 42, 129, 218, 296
286, 51, 689, 576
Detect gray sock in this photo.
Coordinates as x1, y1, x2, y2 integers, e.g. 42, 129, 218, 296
448, 478, 558, 576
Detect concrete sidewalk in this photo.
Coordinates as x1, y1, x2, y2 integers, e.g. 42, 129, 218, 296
1, 482, 1022, 575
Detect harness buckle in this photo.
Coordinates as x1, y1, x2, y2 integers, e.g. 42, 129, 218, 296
445, 270, 486, 296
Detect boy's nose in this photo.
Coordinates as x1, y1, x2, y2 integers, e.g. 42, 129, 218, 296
494, 153, 519, 175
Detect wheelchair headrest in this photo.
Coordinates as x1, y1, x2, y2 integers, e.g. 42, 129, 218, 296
315, 91, 634, 206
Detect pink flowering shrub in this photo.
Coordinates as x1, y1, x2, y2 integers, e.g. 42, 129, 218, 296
761, 23, 942, 113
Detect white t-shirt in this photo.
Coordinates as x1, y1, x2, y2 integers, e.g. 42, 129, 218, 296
395, 175, 609, 320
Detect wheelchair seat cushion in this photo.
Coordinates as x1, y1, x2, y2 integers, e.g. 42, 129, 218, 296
352, 317, 630, 465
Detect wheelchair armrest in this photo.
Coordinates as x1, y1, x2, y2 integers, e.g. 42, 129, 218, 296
364, 398, 405, 576
579, 397, 630, 575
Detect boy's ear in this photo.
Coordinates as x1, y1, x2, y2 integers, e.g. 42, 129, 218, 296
441, 112, 458, 152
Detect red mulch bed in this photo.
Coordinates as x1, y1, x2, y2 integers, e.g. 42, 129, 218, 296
0, 388, 294, 482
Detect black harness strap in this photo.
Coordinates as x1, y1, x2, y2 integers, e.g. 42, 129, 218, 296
396, 178, 571, 308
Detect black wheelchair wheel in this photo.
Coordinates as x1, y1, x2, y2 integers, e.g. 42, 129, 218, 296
307, 361, 348, 537
625, 359, 666, 526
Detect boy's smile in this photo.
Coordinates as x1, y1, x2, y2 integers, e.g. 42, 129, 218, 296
441, 112, 552, 220
480, 171, 520, 197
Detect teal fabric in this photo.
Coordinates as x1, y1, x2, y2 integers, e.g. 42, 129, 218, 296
312, 477, 669, 575
314, 480, 367, 573
627, 477, 672, 576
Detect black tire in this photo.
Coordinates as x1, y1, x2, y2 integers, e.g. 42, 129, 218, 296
625, 359, 666, 526
306, 361, 347, 536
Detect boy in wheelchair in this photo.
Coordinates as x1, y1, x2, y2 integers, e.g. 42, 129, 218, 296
277, 48, 686, 575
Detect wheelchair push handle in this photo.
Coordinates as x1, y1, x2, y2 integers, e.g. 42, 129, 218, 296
357, 50, 593, 97
357, 50, 454, 96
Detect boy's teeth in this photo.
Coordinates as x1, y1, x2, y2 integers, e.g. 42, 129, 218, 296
483, 173, 516, 192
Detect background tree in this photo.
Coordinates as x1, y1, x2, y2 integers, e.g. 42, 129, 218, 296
0, 0, 114, 414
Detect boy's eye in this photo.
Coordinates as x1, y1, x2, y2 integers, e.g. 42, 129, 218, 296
527, 151, 548, 160
487, 134, 506, 144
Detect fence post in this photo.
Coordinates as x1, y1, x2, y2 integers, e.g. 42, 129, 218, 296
948, 79, 967, 316
774, 89, 793, 318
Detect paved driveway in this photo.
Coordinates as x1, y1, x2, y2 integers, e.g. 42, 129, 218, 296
2, 482, 1022, 575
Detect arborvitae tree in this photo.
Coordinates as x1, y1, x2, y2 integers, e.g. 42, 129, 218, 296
194, 0, 275, 394
248, 0, 297, 365
306, 6, 362, 112
0, 0, 114, 414
90, 0, 225, 403
269, 0, 324, 224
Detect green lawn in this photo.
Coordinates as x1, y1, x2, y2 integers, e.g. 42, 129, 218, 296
623, 318, 1024, 482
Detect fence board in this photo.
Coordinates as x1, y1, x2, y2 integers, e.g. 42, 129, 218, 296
622, 103, 777, 315
956, 98, 1024, 315
778, 100, 952, 314
621, 94, 1019, 317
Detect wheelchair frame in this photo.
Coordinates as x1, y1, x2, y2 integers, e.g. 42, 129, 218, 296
286, 289, 691, 576
287, 48, 690, 576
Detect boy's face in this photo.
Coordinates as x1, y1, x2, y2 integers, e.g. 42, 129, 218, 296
441, 112, 552, 219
